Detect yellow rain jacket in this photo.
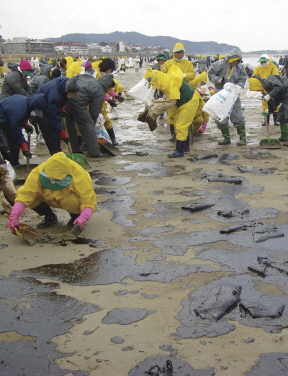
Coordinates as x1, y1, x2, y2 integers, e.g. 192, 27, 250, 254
253, 56, 279, 111
253, 58, 279, 79
189, 72, 207, 89
144, 65, 183, 99
145, 66, 199, 141
16, 152, 96, 214
162, 43, 195, 82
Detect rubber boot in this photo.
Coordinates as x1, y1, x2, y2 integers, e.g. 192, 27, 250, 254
273, 112, 280, 126
107, 128, 118, 145
168, 140, 185, 158
169, 124, 174, 141
184, 136, 190, 152
78, 136, 85, 152
236, 126, 247, 146
262, 113, 270, 126
218, 128, 231, 145
33, 202, 58, 228
279, 123, 288, 142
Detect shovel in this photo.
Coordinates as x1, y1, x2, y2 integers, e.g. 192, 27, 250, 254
14, 132, 39, 183
260, 112, 281, 149
98, 138, 121, 156
66, 140, 91, 169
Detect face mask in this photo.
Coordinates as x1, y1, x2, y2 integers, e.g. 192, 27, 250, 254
176, 57, 184, 62
261, 62, 268, 68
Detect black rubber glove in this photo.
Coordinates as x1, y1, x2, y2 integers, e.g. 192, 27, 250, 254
22, 150, 33, 159
108, 100, 117, 108
24, 125, 34, 134
116, 95, 125, 103
62, 137, 72, 145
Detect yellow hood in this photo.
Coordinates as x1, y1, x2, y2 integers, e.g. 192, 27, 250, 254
248, 77, 264, 91
173, 42, 185, 53
43, 152, 73, 180
65, 56, 74, 68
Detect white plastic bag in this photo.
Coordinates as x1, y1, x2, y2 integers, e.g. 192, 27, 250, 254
95, 114, 111, 143
128, 78, 154, 104
1, 160, 17, 181
95, 113, 104, 129
108, 107, 119, 120
202, 83, 240, 122
245, 89, 262, 99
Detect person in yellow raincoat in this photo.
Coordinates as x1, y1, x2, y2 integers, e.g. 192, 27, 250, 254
8, 152, 96, 236
253, 54, 279, 126
60, 56, 83, 78
161, 42, 195, 140
144, 65, 200, 157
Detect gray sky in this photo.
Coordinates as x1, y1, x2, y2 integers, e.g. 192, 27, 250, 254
1, 0, 287, 52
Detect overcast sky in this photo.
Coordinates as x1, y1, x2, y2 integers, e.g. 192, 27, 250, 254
1, 0, 287, 53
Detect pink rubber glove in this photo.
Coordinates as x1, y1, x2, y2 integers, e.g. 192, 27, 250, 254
72, 208, 93, 236
109, 90, 118, 98
199, 121, 208, 134
104, 95, 110, 101
8, 202, 26, 233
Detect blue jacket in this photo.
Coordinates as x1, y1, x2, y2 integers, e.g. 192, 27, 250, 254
35, 76, 69, 132
0, 94, 47, 146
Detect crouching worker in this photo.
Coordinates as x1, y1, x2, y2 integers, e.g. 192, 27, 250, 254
8, 152, 96, 236
143, 65, 200, 157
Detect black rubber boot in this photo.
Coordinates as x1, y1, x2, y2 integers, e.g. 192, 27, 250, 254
168, 140, 185, 158
169, 124, 175, 141
184, 136, 190, 152
33, 202, 58, 229
107, 128, 118, 145
273, 112, 280, 126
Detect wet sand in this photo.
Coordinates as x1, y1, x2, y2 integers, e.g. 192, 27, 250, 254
1, 63, 288, 375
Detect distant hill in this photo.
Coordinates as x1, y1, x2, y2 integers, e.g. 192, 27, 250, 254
49, 31, 239, 55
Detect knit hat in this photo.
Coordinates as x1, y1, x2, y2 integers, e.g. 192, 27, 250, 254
19, 60, 32, 71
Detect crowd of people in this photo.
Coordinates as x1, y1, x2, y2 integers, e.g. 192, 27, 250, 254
0, 43, 288, 236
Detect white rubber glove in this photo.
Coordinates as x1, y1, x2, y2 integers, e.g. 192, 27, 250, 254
235, 85, 243, 95
263, 94, 271, 101
183, 74, 186, 79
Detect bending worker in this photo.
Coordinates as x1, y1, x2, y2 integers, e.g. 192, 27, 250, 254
249, 74, 288, 144
8, 152, 96, 235
208, 48, 247, 146
143, 65, 200, 157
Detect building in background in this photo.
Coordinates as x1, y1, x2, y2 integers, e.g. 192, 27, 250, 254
2, 37, 55, 55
